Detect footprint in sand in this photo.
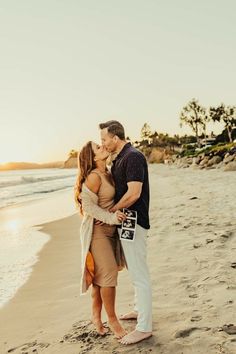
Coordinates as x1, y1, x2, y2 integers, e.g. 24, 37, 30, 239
191, 315, 202, 322
183, 224, 191, 229
230, 262, 236, 269
61, 320, 150, 353
189, 294, 198, 299
193, 243, 202, 249
226, 300, 234, 305
219, 231, 234, 243
7, 341, 50, 353
175, 327, 199, 338
222, 324, 236, 335
61, 320, 111, 353
227, 285, 236, 290
180, 276, 190, 284
175, 326, 210, 338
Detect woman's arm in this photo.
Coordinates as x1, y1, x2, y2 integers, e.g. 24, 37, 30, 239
81, 189, 122, 225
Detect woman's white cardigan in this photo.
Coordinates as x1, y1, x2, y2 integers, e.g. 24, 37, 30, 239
79, 184, 121, 295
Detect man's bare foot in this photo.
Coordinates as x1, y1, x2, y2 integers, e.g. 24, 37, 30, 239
119, 330, 152, 345
108, 319, 127, 339
92, 318, 109, 335
119, 311, 138, 320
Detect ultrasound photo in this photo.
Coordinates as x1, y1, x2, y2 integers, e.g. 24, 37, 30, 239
120, 229, 135, 241
120, 208, 137, 242
123, 208, 137, 218
122, 218, 136, 229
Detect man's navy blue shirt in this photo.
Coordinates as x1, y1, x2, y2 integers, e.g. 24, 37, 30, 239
111, 143, 150, 230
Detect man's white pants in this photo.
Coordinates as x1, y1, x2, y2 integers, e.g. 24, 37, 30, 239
119, 224, 152, 332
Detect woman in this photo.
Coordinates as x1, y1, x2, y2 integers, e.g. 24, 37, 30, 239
75, 141, 127, 339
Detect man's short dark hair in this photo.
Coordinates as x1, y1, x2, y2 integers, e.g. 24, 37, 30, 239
99, 120, 125, 140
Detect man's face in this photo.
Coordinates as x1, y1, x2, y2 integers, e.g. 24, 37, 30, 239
100, 128, 117, 153
91, 142, 110, 161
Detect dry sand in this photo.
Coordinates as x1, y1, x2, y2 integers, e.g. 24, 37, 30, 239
1, 164, 236, 354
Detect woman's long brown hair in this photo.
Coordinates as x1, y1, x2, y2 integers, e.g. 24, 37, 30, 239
74, 141, 96, 214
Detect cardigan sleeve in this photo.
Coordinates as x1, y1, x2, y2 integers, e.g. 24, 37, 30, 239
81, 190, 121, 225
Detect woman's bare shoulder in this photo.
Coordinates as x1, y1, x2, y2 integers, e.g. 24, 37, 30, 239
85, 170, 101, 194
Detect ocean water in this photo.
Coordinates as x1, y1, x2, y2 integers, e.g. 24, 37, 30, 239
0, 168, 79, 308
0, 168, 78, 209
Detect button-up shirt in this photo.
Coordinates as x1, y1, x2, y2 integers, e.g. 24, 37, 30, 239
111, 143, 150, 229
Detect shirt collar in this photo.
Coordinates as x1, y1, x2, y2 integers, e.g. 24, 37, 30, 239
114, 142, 131, 161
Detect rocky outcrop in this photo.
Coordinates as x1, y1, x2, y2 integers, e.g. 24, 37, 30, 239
207, 155, 222, 167
224, 161, 236, 171
168, 145, 236, 171
147, 148, 174, 164
63, 157, 78, 169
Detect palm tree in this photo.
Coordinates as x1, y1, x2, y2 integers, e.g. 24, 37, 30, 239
209, 104, 236, 143
141, 123, 152, 143
69, 149, 78, 158
180, 99, 206, 146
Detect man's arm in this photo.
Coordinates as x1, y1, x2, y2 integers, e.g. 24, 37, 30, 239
109, 181, 142, 212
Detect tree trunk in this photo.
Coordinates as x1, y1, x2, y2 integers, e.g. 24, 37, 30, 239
227, 125, 232, 143
195, 124, 200, 147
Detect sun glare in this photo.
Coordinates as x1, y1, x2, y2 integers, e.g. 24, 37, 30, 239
0, 160, 9, 165
5, 219, 21, 233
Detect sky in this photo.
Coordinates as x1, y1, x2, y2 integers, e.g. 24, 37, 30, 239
0, 0, 235, 163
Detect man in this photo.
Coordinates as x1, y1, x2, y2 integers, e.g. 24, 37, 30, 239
99, 120, 152, 345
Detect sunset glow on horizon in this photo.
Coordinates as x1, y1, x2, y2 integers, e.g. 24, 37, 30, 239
0, 1, 235, 164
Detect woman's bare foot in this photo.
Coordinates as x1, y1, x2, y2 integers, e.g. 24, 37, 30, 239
119, 330, 152, 344
108, 319, 127, 339
92, 317, 109, 335
119, 311, 138, 320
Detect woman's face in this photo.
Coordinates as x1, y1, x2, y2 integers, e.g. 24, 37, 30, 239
91, 142, 110, 161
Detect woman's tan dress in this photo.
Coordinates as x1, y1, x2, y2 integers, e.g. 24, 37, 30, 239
89, 169, 118, 287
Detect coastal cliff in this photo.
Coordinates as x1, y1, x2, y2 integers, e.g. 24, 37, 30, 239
63, 157, 78, 169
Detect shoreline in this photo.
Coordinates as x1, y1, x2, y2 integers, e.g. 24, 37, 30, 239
0, 189, 77, 310
0, 214, 85, 352
0, 226, 50, 310
0, 186, 73, 212
1, 165, 236, 353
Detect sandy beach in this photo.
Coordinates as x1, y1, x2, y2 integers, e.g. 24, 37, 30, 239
1, 164, 236, 354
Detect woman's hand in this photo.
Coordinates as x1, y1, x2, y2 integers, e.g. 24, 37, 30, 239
116, 210, 127, 223
94, 210, 126, 225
